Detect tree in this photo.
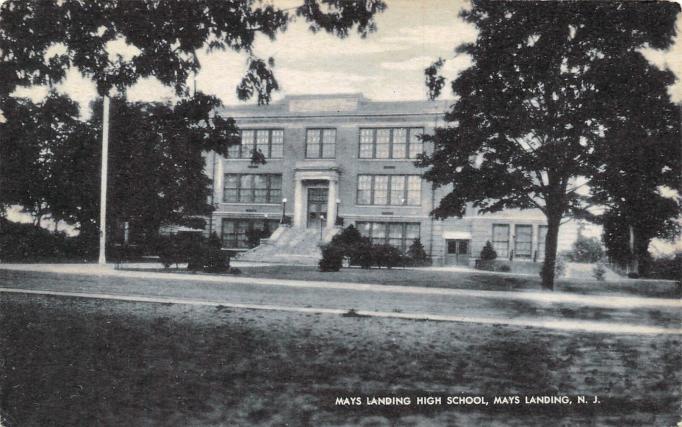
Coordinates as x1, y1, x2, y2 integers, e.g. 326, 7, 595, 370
0, 0, 386, 103
419, 1, 680, 289
0, 0, 386, 259
479, 241, 497, 261
566, 235, 603, 264
0, 92, 89, 227
88, 94, 240, 243
588, 55, 681, 275
407, 238, 428, 266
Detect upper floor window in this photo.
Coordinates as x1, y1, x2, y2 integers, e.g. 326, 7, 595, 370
358, 127, 424, 159
306, 129, 336, 159
223, 174, 282, 204
356, 175, 421, 206
227, 129, 283, 159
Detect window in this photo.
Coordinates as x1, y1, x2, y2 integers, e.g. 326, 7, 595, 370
492, 224, 510, 258
356, 175, 421, 206
223, 174, 282, 203
305, 129, 336, 159
358, 127, 424, 159
514, 225, 533, 259
537, 225, 548, 259
227, 129, 283, 159
221, 218, 280, 249
356, 222, 421, 252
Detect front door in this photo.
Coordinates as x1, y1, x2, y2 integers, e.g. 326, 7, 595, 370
445, 239, 470, 266
307, 188, 328, 228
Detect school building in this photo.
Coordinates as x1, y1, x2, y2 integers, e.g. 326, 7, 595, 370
205, 93, 582, 266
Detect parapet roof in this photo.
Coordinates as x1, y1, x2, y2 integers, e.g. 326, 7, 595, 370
218, 93, 451, 118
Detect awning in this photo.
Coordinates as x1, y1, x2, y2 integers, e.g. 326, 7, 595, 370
442, 231, 472, 240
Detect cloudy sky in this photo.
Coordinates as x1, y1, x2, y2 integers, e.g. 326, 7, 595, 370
12, 0, 682, 116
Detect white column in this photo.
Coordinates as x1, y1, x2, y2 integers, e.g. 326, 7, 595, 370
293, 178, 304, 227
327, 179, 338, 229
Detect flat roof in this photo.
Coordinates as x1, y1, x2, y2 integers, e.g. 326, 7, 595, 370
218, 94, 452, 119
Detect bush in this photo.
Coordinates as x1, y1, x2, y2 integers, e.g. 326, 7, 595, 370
646, 253, 681, 280
0, 218, 87, 261
156, 236, 182, 268
496, 264, 511, 272
593, 261, 606, 281
319, 244, 344, 272
480, 241, 497, 261
407, 238, 429, 266
328, 225, 373, 269
183, 232, 230, 273
566, 235, 603, 263
373, 244, 403, 269
351, 238, 374, 269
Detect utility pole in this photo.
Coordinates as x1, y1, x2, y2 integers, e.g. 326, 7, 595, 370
98, 95, 110, 265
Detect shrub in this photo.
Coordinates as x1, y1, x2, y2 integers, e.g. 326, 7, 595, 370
319, 244, 344, 272
593, 262, 606, 281
182, 232, 230, 273
480, 241, 497, 261
331, 225, 363, 248
566, 235, 604, 263
645, 253, 681, 281
496, 264, 511, 272
407, 238, 429, 266
156, 236, 181, 268
373, 244, 403, 269
350, 238, 374, 269
327, 225, 374, 269
0, 218, 87, 261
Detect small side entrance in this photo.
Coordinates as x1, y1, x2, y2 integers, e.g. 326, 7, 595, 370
445, 239, 470, 266
307, 187, 328, 229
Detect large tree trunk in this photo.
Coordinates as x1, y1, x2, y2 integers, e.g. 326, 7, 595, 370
632, 227, 652, 276
541, 212, 562, 290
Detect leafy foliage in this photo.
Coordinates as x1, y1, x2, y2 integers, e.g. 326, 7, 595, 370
424, 58, 446, 101
479, 241, 497, 261
372, 244, 403, 269
0, 0, 385, 101
319, 243, 344, 272
566, 235, 603, 264
419, 1, 680, 289
90, 94, 239, 242
407, 238, 429, 266
593, 262, 606, 281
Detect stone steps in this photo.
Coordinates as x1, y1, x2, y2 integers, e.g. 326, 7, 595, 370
237, 226, 338, 265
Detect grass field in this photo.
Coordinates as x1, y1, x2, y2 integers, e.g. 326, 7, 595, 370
1, 294, 680, 426
127, 263, 681, 299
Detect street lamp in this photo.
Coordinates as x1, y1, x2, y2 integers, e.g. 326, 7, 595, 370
320, 214, 325, 240
281, 198, 287, 224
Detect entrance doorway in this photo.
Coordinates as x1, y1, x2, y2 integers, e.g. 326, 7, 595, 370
307, 187, 328, 228
445, 239, 470, 266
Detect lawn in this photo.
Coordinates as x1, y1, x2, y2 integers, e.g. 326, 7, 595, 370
127, 263, 681, 299
1, 294, 680, 426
